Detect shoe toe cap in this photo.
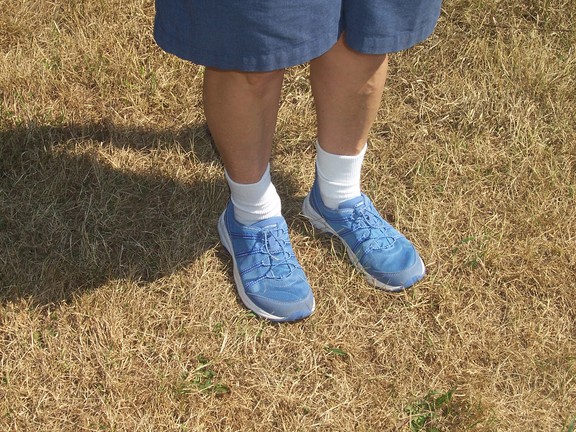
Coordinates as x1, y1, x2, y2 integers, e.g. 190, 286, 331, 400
361, 240, 425, 290
247, 277, 315, 321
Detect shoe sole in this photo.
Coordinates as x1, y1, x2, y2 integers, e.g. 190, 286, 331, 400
217, 211, 315, 322
302, 195, 425, 292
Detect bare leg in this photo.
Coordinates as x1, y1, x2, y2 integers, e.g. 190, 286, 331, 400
203, 67, 285, 184
304, 36, 425, 291
310, 36, 389, 155
207, 67, 315, 322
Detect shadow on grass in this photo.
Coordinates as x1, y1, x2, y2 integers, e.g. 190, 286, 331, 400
0, 121, 302, 306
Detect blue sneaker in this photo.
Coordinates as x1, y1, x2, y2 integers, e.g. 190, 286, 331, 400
217, 201, 315, 322
302, 179, 425, 291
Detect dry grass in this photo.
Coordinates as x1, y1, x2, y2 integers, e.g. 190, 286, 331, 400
1, 0, 575, 430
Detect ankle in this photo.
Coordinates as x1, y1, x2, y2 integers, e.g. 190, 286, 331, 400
225, 164, 282, 225
315, 140, 366, 209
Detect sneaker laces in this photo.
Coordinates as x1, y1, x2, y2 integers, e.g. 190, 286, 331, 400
241, 225, 297, 286
349, 204, 398, 253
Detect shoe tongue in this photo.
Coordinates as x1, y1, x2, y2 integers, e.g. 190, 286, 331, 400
250, 216, 285, 230
251, 217, 290, 266
338, 195, 366, 210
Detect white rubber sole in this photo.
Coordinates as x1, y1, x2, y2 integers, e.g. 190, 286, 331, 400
302, 195, 424, 292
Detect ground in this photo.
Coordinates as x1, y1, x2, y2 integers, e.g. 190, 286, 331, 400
1, 0, 575, 430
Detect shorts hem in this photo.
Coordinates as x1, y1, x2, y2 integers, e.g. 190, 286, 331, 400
345, 16, 440, 55
154, 20, 339, 72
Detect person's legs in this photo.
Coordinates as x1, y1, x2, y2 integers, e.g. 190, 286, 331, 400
204, 67, 285, 226
310, 35, 388, 157
309, 35, 388, 209
204, 67, 315, 321
203, 67, 284, 184
303, 35, 425, 291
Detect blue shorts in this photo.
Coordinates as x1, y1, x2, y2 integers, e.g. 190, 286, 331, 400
154, 0, 442, 72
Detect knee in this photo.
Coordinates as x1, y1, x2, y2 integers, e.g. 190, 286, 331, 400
240, 70, 285, 99
357, 56, 388, 97
242, 69, 284, 87
359, 75, 385, 98
206, 67, 284, 99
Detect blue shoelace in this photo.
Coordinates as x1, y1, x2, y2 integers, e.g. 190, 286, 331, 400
237, 226, 297, 288
346, 204, 399, 254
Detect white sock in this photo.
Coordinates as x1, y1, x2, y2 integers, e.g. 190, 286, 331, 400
225, 164, 282, 226
315, 140, 367, 210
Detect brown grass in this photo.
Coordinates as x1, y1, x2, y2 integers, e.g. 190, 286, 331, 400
1, 0, 575, 430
